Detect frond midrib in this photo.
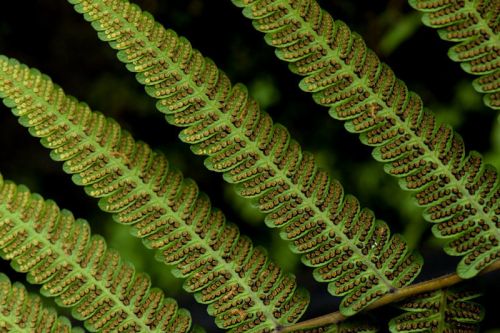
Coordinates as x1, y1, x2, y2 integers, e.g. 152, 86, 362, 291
278, 1, 499, 245
1, 199, 155, 332
437, 289, 447, 333
0, 311, 19, 331
0, 315, 29, 332
94, 0, 400, 293
8, 65, 281, 330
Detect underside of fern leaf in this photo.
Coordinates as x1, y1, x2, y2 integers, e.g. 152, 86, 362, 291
0, 273, 82, 333
389, 287, 484, 333
289, 320, 378, 333
0, 56, 309, 333
230, 0, 500, 278
409, 0, 499, 110
0, 173, 194, 333
67, 0, 423, 316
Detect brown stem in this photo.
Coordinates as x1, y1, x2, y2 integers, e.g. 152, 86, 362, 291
278, 260, 500, 332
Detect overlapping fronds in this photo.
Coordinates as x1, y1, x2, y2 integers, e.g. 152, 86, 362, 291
0, 56, 309, 333
68, 0, 423, 316
389, 288, 484, 332
0, 173, 194, 333
408, 0, 499, 110
231, 0, 500, 278
0, 273, 82, 333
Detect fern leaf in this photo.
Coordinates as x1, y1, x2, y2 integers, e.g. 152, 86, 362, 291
408, 0, 499, 110
0, 173, 194, 333
288, 320, 378, 333
66, 0, 423, 316
230, 0, 500, 278
0, 273, 83, 333
389, 287, 484, 333
0, 56, 309, 332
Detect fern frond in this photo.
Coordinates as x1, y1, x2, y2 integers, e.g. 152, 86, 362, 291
389, 287, 484, 333
0, 273, 83, 333
0, 56, 309, 332
67, 0, 423, 316
408, 0, 499, 110
0, 173, 194, 333
230, 0, 500, 278
288, 320, 378, 333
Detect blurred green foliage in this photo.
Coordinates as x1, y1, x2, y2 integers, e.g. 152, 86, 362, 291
0, 0, 498, 331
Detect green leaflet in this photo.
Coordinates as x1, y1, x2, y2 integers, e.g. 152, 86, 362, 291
0, 56, 309, 333
68, 0, 423, 316
231, 0, 500, 279
389, 288, 484, 333
0, 273, 83, 333
408, 0, 499, 110
0, 173, 193, 333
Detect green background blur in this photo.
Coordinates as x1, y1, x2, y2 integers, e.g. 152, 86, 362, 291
0, 0, 498, 331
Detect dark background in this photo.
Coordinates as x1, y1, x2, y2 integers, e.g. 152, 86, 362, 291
0, 0, 498, 331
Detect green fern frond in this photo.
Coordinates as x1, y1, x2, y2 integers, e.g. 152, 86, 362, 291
0, 56, 309, 332
0, 273, 83, 333
67, 0, 423, 316
230, 0, 500, 278
389, 287, 484, 333
288, 320, 378, 333
0, 173, 194, 333
408, 0, 499, 110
